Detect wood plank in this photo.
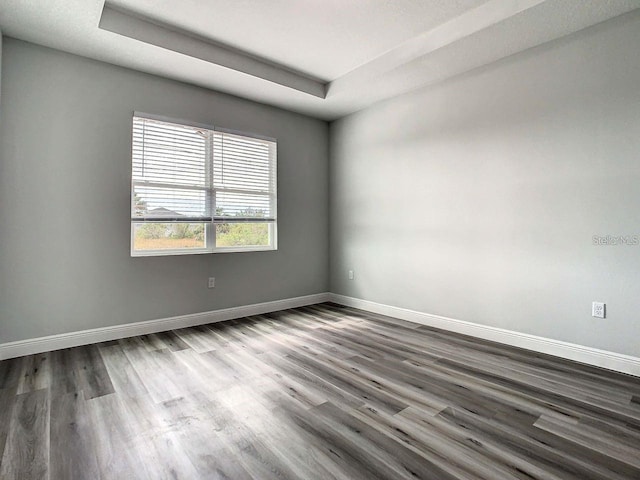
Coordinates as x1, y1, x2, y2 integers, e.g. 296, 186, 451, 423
85, 393, 153, 480
157, 393, 255, 479
172, 325, 220, 353
0, 357, 24, 390
283, 350, 409, 414
16, 353, 51, 394
392, 405, 568, 480
120, 340, 184, 403
152, 330, 191, 352
436, 356, 640, 427
49, 391, 100, 479
98, 343, 149, 399
577, 415, 640, 449
0, 389, 50, 480
534, 414, 640, 471
311, 401, 459, 480
438, 406, 635, 480
49, 349, 82, 395
72, 345, 115, 400
87, 390, 201, 479
216, 386, 348, 480
0, 386, 18, 463
261, 351, 367, 410
137, 333, 168, 352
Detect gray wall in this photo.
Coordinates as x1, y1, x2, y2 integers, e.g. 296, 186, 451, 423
330, 12, 640, 357
0, 31, 2, 104
0, 38, 329, 343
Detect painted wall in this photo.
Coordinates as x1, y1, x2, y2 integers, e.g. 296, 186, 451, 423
329, 13, 640, 357
0, 39, 329, 343
0, 31, 3, 105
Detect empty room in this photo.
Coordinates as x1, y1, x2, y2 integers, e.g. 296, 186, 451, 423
1, 0, 640, 478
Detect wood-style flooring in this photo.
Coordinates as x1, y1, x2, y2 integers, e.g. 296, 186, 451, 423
1, 303, 639, 479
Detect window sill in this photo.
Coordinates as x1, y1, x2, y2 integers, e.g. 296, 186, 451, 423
131, 246, 277, 257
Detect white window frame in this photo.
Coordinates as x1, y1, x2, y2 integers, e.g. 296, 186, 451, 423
130, 112, 277, 257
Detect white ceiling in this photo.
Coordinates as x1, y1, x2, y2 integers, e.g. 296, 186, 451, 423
0, 0, 638, 120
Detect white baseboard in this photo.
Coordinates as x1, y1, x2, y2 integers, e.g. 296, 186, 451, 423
328, 293, 640, 377
0, 293, 331, 360
4, 291, 639, 378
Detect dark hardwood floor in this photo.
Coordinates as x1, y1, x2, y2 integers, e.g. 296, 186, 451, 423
1, 303, 639, 479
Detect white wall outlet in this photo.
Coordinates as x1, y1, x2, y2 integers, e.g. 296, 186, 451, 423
592, 302, 605, 318
348, 270, 354, 280
208, 277, 216, 288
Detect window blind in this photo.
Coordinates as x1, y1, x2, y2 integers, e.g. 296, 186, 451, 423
213, 131, 276, 222
132, 117, 210, 222
131, 114, 277, 253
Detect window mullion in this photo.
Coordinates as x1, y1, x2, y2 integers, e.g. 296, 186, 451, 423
205, 131, 215, 252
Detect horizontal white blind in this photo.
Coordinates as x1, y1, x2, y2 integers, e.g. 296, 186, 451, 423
132, 117, 210, 221
213, 131, 276, 222
131, 116, 276, 224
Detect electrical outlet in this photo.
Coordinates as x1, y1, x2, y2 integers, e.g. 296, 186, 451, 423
208, 277, 216, 288
348, 270, 354, 280
592, 302, 605, 318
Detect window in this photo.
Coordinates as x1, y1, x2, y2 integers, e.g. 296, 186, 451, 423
131, 113, 277, 256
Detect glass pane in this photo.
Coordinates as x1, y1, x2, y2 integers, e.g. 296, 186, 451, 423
133, 185, 208, 218
215, 223, 270, 248
133, 223, 206, 251
215, 191, 272, 218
